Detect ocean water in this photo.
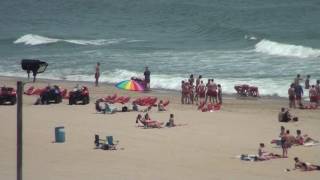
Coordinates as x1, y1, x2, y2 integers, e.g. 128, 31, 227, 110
0, 0, 320, 97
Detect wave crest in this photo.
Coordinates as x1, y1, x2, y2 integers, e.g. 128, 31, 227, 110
13, 34, 141, 46
254, 39, 320, 58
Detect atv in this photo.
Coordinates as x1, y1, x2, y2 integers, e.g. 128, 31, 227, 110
0, 87, 17, 105
68, 86, 90, 105
40, 85, 63, 104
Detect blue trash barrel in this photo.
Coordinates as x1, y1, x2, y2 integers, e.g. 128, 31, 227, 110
55, 126, 65, 143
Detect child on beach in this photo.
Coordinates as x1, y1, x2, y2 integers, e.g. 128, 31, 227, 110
158, 100, 166, 111
166, 114, 176, 127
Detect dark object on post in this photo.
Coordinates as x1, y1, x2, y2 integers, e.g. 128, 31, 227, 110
21, 59, 48, 82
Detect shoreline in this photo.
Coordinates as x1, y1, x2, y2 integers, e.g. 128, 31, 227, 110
0, 75, 288, 101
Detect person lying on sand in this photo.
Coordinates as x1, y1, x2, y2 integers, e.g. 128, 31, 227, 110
136, 113, 163, 128
257, 143, 282, 161
289, 157, 320, 171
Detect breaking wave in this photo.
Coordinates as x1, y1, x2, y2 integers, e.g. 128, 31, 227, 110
13, 34, 141, 46
254, 39, 320, 58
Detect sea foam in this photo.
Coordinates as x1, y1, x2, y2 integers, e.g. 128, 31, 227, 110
255, 39, 320, 58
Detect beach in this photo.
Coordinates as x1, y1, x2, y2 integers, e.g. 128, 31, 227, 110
0, 76, 319, 180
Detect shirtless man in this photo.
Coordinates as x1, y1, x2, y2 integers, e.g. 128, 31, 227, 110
211, 79, 218, 104
95, 62, 100, 87
309, 85, 318, 104
206, 79, 214, 103
288, 83, 296, 108
194, 75, 202, 103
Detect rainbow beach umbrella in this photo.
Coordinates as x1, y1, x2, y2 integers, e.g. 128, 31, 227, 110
115, 80, 144, 91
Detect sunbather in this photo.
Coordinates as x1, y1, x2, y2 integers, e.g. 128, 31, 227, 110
257, 143, 282, 160
292, 157, 320, 171
136, 113, 163, 128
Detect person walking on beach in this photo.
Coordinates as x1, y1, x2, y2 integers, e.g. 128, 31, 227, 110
144, 66, 151, 91
95, 62, 100, 87
288, 83, 296, 108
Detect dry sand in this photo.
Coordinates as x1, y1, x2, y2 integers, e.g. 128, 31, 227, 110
0, 76, 319, 180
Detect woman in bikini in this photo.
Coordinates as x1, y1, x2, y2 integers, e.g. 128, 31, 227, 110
293, 157, 320, 171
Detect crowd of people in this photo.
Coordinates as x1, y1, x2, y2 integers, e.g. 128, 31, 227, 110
181, 74, 222, 106
288, 74, 320, 109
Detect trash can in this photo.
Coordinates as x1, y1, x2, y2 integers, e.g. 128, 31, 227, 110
55, 126, 65, 143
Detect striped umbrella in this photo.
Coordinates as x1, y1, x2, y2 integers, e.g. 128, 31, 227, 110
115, 80, 144, 91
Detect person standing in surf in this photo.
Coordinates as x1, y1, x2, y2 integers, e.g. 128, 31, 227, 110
95, 62, 100, 87
144, 66, 151, 91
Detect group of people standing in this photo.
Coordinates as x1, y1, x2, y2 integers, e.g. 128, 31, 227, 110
181, 74, 222, 105
288, 74, 320, 108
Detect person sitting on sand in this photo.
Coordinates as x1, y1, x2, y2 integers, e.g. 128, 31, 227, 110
278, 108, 292, 122
257, 143, 282, 160
295, 129, 318, 145
136, 113, 163, 128
292, 157, 320, 171
166, 114, 176, 127
278, 108, 298, 122
158, 100, 166, 111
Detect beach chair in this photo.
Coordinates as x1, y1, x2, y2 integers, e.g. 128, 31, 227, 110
94, 134, 105, 148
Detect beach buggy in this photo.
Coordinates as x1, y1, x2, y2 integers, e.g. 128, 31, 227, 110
68, 85, 90, 105
40, 85, 63, 104
0, 86, 17, 105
